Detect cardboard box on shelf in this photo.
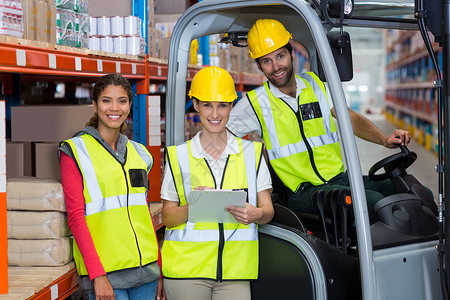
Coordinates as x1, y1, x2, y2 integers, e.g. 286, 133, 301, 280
159, 37, 170, 60
218, 47, 229, 71
154, 14, 181, 23
148, 27, 161, 58
35, 142, 60, 179
11, 105, 93, 142
148, 0, 155, 28
154, 0, 189, 14
88, 0, 131, 16
22, 0, 46, 41
155, 21, 176, 38
6, 142, 33, 178
44, 4, 56, 44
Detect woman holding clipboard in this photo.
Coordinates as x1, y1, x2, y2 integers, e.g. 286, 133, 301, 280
160, 66, 274, 300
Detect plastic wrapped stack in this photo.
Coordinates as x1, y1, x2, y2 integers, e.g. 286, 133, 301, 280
89, 15, 145, 56
56, 0, 89, 48
0, 0, 24, 37
6, 177, 73, 267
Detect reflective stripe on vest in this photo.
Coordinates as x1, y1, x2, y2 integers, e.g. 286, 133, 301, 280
176, 143, 192, 202
267, 132, 339, 160
162, 137, 260, 280
176, 139, 257, 207
262, 73, 339, 161
85, 193, 147, 216
66, 134, 159, 276
166, 138, 258, 244
164, 221, 257, 242
247, 72, 344, 189
130, 140, 153, 173
71, 137, 150, 216
71, 136, 103, 202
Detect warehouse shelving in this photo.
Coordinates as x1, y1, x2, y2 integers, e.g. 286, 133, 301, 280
0, 0, 268, 296
0, 32, 265, 299
27, 268, 79, 300
384, 29, 441, 152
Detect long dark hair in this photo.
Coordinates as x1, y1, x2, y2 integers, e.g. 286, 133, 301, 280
86, 74, 132, 134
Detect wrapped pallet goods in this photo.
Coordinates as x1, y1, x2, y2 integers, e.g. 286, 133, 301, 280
7, 237, 73, 267
7, 211, 70, 239
56, 0, 89, 48
6, 177, 65, 212
0, 0, 24, 38
6, 177, 73, 267
89, 15, 146, 55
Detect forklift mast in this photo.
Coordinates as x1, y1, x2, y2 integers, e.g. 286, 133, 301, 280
165, 0, 449, 298
441, 0, 450, 294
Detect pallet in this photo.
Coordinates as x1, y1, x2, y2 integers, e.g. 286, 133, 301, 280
0, 262, 76, 300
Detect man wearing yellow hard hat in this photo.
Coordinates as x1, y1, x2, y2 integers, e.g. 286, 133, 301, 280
226, 19, 412, 223
161, 66, 274, 300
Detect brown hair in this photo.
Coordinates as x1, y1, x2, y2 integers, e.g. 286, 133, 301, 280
255, 42, 293, 65
85, 74, 133, 134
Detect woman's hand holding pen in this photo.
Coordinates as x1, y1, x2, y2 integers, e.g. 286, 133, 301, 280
225, 203, 263, 225
226, 190, 274, 225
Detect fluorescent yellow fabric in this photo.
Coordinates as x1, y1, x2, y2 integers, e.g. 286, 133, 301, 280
162, 137, 262, 280
65, 134, 159, 276
248, 72, 344, 191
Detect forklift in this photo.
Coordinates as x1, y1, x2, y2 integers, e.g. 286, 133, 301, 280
163, 0, 448, 299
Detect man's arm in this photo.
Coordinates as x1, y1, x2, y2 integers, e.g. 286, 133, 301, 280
331, 107, 411, 148
227, 96, 262, 138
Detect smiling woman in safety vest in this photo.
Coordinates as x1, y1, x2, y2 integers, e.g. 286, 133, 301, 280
161, 66, 274, 300
58, 74, 164, 300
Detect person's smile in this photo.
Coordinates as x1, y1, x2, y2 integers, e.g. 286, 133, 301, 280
208, 118, 222, 125
106, 114, 122, 121
271, 67, 287, 79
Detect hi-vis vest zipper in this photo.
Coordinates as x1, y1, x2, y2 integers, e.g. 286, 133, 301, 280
247, 72, 344, 192
65, 134, 159, 276
162, 137, 262, 281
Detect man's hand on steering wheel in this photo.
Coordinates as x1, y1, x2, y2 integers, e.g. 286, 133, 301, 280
384, 129, 411, 149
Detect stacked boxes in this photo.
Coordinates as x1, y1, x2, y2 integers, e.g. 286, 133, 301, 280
56, 0, 89, 48
22, 0, 56, 43
153, 14, 178, 60
9, 104, 93, 180
0, 0, 24, 37
147, 27, 161, 58
217, 37, 259, 73
208, 34, 220, 67
148, 95, 161, 147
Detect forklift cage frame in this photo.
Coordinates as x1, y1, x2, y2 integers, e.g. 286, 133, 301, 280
164, 1, 441, 299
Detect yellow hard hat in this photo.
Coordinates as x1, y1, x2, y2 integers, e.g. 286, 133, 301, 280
188, 66, 237, 102
247, 19, 292, 59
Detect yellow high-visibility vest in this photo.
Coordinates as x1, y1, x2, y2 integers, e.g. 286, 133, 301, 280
247, 72, 344, 191
64, 134, 159, 276
162, 136, 262, 280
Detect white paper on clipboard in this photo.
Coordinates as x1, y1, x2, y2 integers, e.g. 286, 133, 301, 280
188, 190, 247, 223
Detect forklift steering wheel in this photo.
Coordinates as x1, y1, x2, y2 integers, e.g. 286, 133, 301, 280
368, 145, 417, 181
